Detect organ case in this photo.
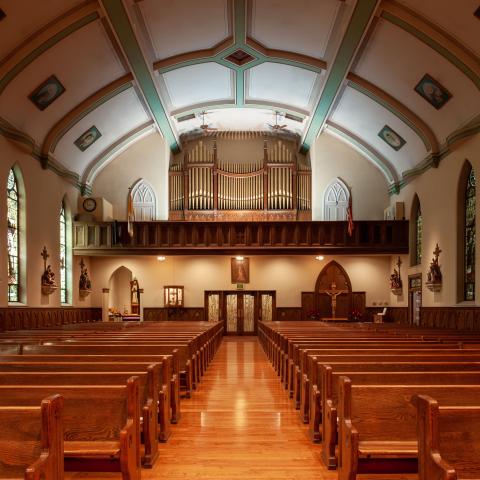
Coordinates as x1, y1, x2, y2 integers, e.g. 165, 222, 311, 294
168, 135, 311, 221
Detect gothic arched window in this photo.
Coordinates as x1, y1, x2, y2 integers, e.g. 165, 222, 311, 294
131, 179, 157, 221
323, 178, 349, 221
464, 167, 475, 301
60, 202, 67, 303
7, 169, 19, 302
411, 195, 422, 266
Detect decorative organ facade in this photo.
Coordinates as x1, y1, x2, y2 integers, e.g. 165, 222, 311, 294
169, 134, 312, 221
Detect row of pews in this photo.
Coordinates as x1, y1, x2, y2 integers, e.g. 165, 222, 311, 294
0, 320, 223, 479
259, 320, 480, 480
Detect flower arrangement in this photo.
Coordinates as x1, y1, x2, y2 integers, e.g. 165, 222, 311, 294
350, 309, 362, 322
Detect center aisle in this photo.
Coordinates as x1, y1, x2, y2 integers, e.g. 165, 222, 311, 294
148, 336, 334, 480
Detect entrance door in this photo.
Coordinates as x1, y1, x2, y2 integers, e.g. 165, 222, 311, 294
408, 274, 422, 326
205, 290, 275, 335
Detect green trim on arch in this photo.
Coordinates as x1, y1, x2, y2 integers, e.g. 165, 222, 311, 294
347, 80, 431, 151
101, 0, 179, 153
51, 81, 134, 153
381, 11, 480, 89
0, 12, 99, 95
325, 122, 398, 185
0, 116, 83, 190
301, 0, 380, 154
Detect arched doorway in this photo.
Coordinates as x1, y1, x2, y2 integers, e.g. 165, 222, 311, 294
108, 266, 133, 317
314, 261, 352, 320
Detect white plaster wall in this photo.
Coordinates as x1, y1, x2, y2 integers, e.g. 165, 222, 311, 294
311, 133, 390, 220
389, 134, 480, 308
89, 255, 391, 308
0, 135, 90, 308
92, 132, 170, 220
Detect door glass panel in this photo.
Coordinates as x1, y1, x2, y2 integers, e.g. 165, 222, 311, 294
208, 294, 220, 322
261, 294, 273, 322
243, 294, 255, 332
226, 294, 238, 332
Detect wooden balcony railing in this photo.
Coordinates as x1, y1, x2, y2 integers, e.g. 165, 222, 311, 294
73, 220, 409, 255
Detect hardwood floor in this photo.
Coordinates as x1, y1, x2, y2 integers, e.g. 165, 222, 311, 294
65, 337, 413, 479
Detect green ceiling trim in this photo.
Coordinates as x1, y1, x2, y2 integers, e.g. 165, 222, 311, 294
326, 123, 398, 185
300, 0, 379, 154
101, 0, 179, 153
83, 121, 155, 187
348, 80, 430, 151
51, 82, 133, 153
0, 116, 82, 190
381, 11, 480, 89
234, 0, 246, 43
0, 12, 99, 95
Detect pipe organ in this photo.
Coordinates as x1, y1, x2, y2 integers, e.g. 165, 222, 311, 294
169, 136, 311, 221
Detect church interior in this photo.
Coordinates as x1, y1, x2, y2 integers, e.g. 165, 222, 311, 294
0, 0, 479, 479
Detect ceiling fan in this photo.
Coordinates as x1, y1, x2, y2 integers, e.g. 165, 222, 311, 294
268, 111, 287, 131
198, 111, 218, 134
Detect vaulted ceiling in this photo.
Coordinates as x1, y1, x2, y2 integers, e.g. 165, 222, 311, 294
0, 0, 479, 194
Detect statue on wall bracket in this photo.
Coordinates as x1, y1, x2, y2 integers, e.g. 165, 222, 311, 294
79, 258, 92, 298
426, 243, 442, 292
390, 257, 403, 295
40, 246, 57, 296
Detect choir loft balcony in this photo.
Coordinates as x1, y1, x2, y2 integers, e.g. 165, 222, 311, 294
72, 220, 409, 256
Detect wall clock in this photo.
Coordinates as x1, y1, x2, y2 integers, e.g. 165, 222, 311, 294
82, 197, 97, 212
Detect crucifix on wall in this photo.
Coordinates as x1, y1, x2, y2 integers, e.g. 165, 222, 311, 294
320, 282, 348, 319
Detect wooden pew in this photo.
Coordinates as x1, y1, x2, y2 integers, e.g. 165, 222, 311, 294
0, 361, 171, 442
0, 379, 141, 480
412, 394, 480, 480
0, 394, 63, 480
310, 360, 480, 442
321, 370, 480, 469
10, 348, 182, 423
0, 370, 159, 468
337, 380, 480, 480
22, 343, 191, 404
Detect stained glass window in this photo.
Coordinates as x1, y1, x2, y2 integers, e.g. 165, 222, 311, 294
7, 169, 19, 302
415, 205, 422, 265
60, 203, 67, 303
465, 167, 475, 301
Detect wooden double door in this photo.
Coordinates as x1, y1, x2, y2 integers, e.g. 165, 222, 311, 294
205, 290, 275, 335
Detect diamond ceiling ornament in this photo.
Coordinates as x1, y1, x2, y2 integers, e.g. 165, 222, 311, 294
224, 49, 256, 66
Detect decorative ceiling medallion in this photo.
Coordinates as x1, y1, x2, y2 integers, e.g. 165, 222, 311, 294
74, 126, 102, 152
414, 74, 452, 110
378, 125, 406, 151
28, 75, 65, 111
474, 6, 480, 19
0, 8, 6, 21
224, 49, 256, 66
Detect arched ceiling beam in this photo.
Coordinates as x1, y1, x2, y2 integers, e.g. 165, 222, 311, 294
171, 101, 309, 120
100, 0, 179, 153
325, 121, 399, 189
300, 0, 380, 154
0, 116, 81, 188
81, 121, 156, 191
346, 73, 439, 154
41, 74, 134, 160
152, 0, 325, 110
0, 1, 100, 94
379, 0, 480, 89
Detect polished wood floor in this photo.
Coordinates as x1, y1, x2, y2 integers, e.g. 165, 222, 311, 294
65, 337, 413, 479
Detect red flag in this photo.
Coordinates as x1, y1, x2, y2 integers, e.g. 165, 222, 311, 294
347, 193, 354, 237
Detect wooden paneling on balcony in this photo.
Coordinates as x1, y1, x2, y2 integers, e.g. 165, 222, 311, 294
73, 220, 409, 255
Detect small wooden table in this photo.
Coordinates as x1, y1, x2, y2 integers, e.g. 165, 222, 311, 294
321, 317, 349, 322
